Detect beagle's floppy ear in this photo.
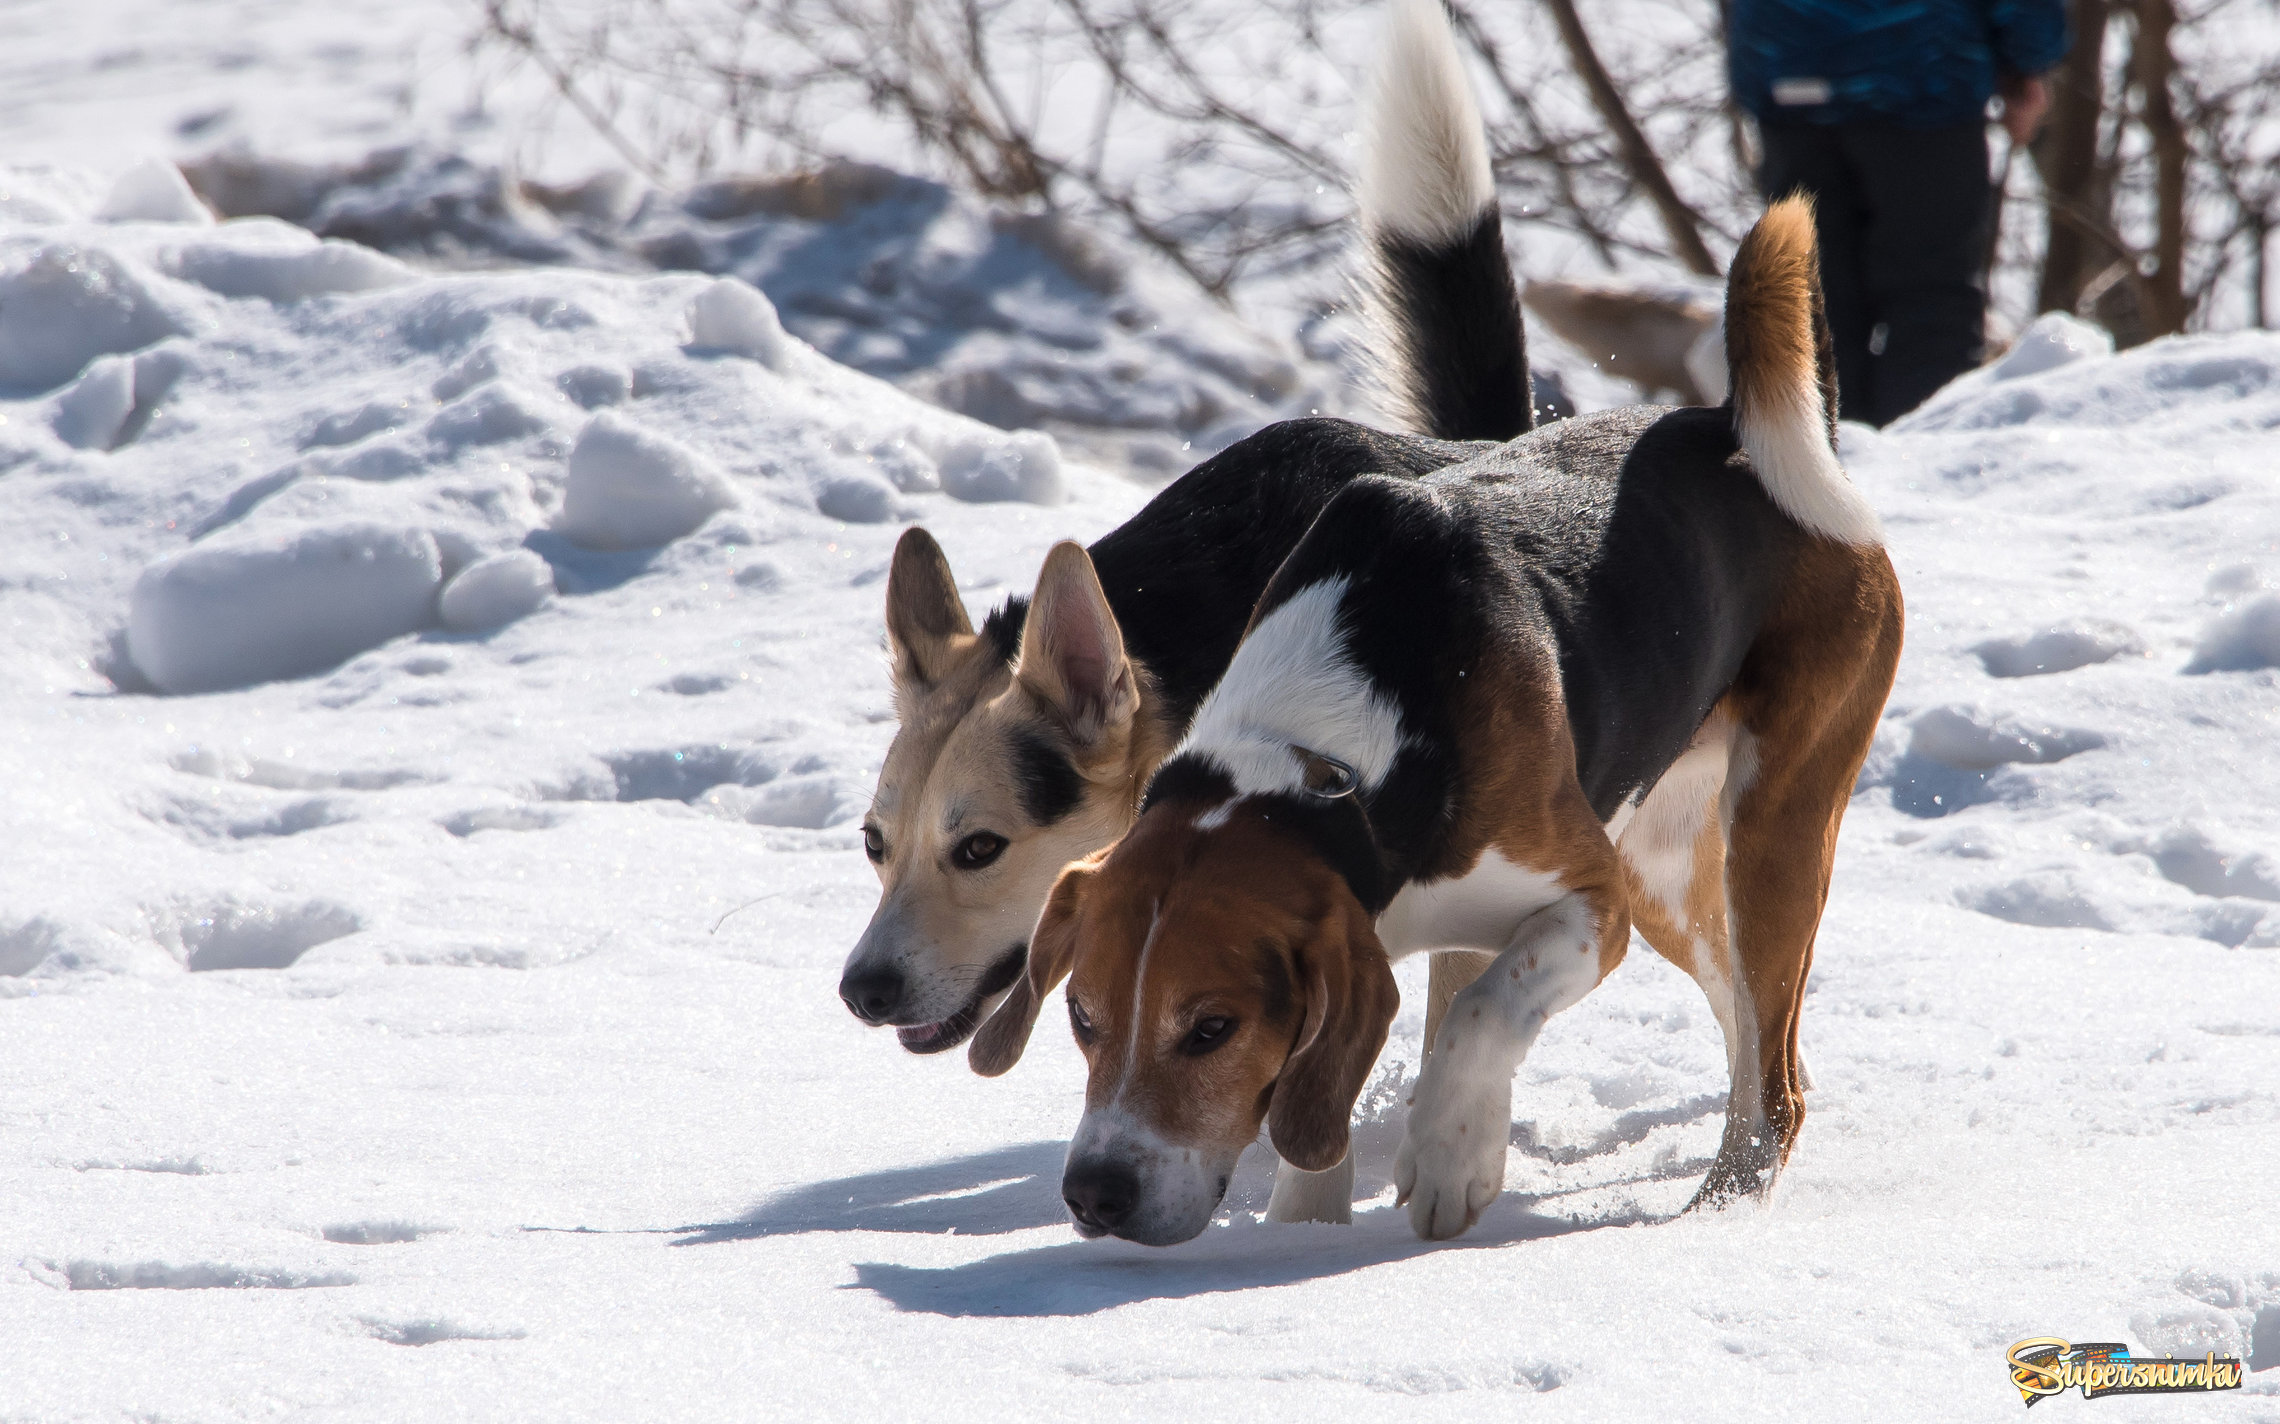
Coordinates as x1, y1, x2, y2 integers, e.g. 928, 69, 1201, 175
1266, 894, 1400, 1172
1013, 541, 1137, 748
885, 527, 975, 690
969, 850, 1103, 1076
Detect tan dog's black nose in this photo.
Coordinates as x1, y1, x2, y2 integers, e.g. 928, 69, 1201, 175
838, 967, 904, 1025
1062, 1161, 1139, 1237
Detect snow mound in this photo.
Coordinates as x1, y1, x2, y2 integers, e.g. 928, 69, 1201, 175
0, 915, 73, 976
172, 235, 412, 301
127, 522, 444, 694
1988, 311, 2111, 381
95, 159, 213, 225
0, 190, 1099, 710
2186, 592, 2280, 673
556, 413, 738, 551
1907, 705, 2105, 771
1971, 620, 2142, 678
50, 353, 137, 449
814, 473, 899, 524
165, 897, 362, 971
1904, 329, 2280, 432
931, 428, 1063, 505
180, 148, 1332, 470
438, 549, 555, 632
687, 277, 788, 368
0, 243, 186, 391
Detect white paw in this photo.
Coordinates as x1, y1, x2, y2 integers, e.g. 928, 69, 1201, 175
1393, 1065, 1511, 1240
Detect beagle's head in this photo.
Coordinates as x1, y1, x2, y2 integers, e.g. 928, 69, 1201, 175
971, 772, 1398, 1246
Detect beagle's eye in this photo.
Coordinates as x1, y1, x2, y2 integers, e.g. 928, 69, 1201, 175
1181, 1016, 1235, 1056
951, 832, 1007, 870
1068, 999, 1096, 1045
861, 824, 885, 863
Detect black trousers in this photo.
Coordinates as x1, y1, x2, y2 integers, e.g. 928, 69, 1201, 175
1757, 120, 1991, 426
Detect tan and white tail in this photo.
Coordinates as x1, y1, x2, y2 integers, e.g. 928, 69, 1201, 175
1357, 0, 1532, 442
1723, 199, 1880, 545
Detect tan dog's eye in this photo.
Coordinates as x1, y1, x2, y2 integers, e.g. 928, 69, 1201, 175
950, 832, 1007, 870
1180, 1016, 1235, 1056
1068, 998, 1096, 1045
861, 824, 885, 863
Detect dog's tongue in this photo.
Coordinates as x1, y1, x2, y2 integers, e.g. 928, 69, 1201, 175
896, 1019, 954, 1052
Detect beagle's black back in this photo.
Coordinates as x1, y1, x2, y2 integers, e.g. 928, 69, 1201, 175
1230, 404, 1805, 876
981, 417, 1487, 722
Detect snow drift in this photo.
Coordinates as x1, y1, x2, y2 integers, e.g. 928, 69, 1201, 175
127, 522, 445, 694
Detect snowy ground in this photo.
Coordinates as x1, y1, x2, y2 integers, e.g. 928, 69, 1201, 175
0, 0, 1636, 488
5, 143, 2280, 1424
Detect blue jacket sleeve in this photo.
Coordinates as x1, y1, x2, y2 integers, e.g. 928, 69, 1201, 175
1985, 0, 2072, 77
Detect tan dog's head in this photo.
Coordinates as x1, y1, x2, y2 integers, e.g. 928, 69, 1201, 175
840, 530, 1156, 1053
969, 788, 1399, 1245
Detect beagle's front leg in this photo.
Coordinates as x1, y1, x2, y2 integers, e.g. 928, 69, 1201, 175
1394, 886, 1625, 1240
1265, 1150, 1355, 1224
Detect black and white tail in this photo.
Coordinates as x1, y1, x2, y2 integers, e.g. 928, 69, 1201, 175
1723, 198, 1882, 545
1357, 0, 1532, 442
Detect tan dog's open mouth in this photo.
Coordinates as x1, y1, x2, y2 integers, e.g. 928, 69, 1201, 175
894, 943, 1026, 1054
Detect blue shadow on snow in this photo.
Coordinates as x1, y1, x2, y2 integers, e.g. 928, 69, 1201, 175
847, 1197, 1624, 1319
670, 1140, 1071, 1244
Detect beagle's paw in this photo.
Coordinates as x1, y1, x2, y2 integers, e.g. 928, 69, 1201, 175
1393, 1069, 1510, 1240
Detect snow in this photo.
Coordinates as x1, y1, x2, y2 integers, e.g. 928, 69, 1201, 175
686, 277, 789, 369
93, 158, 213, 227
554, 412, 739, 553
161, 148, 1342, 477
2190, 592, 2280, 675
437, 550, 556, 634
0, 243, 189, 392
170, 231, 414, 302
126, 522, 445, 695
1986, 310, 2116, 382
2, 61, 2278, 1424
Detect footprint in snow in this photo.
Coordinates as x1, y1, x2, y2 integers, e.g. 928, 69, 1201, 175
361, 1317, 526, 1347
323, 1221, 444, 1245
160, 898, 362, 971
1878, 705, 2106, 818
1971, 619, 2142, 677
45, 1260, 354, 1291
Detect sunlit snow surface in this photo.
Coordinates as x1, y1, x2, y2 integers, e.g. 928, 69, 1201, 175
2, 186, 2278, 1421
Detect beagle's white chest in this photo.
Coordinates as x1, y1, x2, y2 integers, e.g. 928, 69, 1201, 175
1376, 850, 1569, 959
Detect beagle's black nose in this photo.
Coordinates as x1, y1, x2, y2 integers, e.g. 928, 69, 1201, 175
838, 967, 905, 1025
1062, 1161, 1140, 1236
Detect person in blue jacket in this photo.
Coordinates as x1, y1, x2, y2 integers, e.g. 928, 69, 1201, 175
1728, 0, 2070, 424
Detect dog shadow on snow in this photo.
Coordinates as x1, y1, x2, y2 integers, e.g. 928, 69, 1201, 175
671, 1139, 1074, 1244
674, 1088, 1723, 1318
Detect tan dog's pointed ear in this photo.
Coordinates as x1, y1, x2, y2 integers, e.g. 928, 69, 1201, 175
1267, 895, 1399, 1172
886, 527, 974, 689
1014, 541, 1136, 748
969, 850, 1103, 1076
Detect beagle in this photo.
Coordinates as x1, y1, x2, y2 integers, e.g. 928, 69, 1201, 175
968, 191, 1904, 1244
